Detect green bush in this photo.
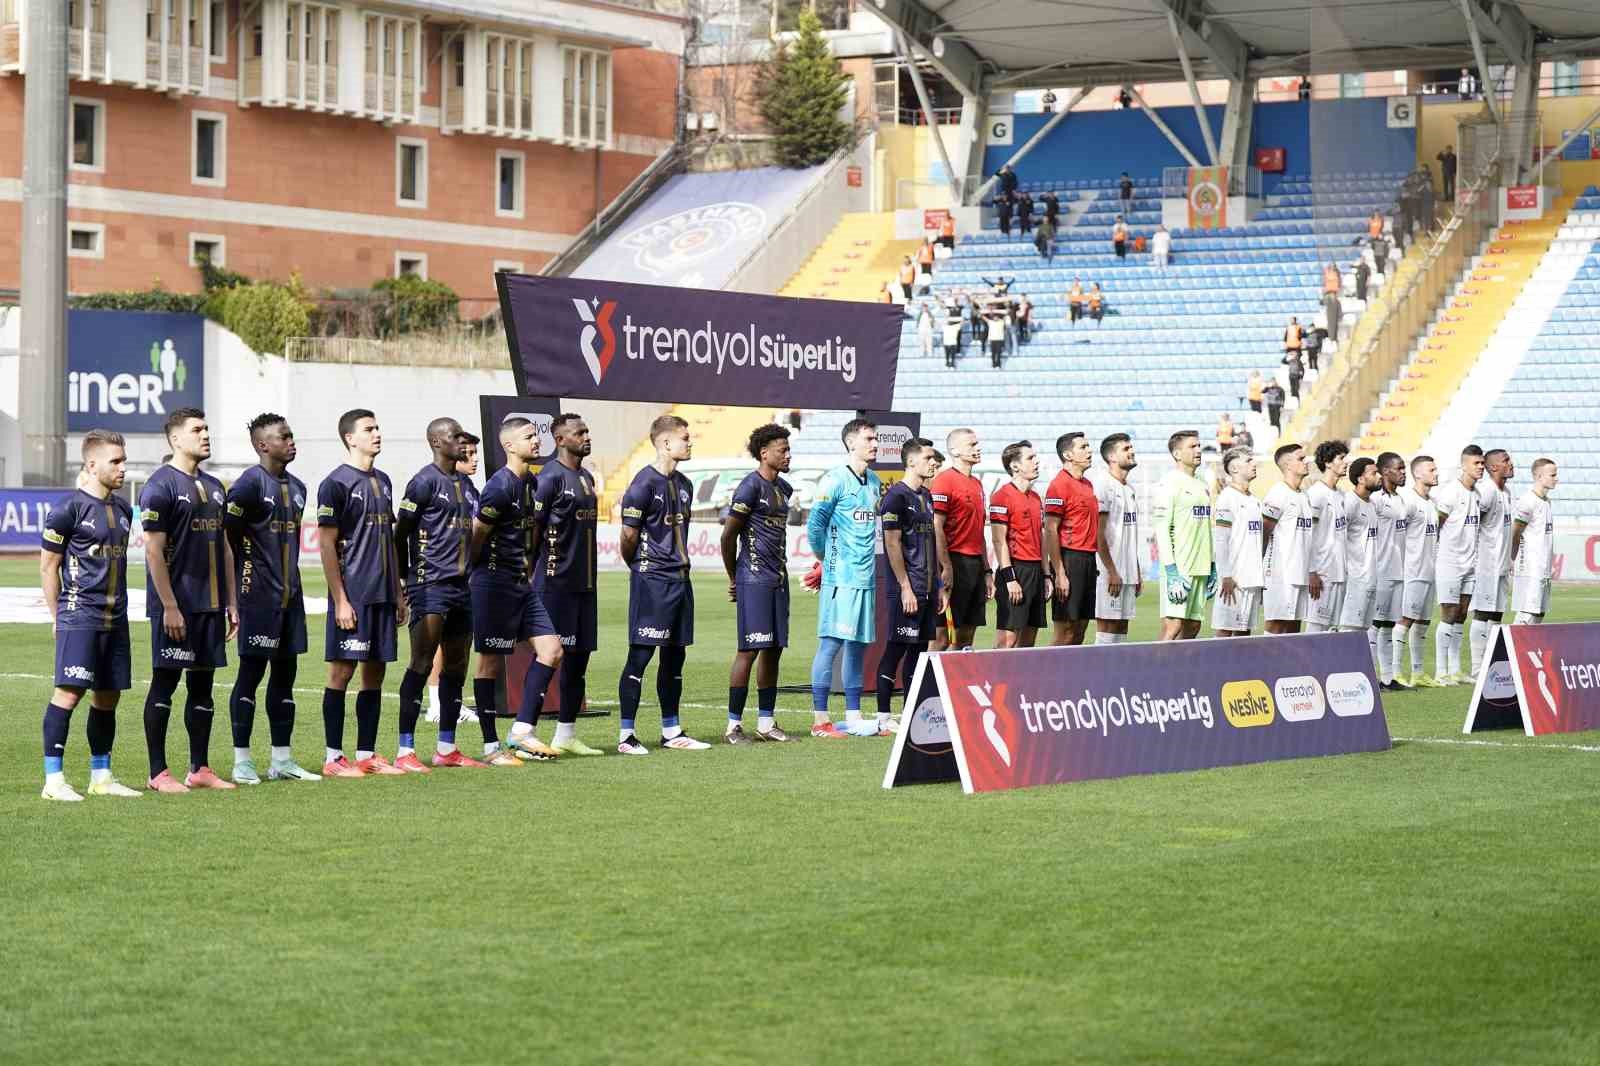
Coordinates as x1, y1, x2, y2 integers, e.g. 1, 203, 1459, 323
371, 274, 460, 336
209, 281, 312, 356
70, 287, 207, 314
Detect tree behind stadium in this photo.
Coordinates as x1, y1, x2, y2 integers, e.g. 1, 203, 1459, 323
754, 8, 853, 168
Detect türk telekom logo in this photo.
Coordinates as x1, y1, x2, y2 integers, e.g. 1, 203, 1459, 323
573, 297, 618, 386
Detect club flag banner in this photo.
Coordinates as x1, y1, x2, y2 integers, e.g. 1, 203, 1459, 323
1186, 166, 1228, 231
884, 632, 1390, 794
497, 273, 900, 410
1463, 623, 1600, 735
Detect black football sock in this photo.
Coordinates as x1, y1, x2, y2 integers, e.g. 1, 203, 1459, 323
229, 655, 269, 748
396, 668, 427, 750
727, 685, 749, 725
264, 654, 299, 749
618, 644, 656, 735
143, 668, 182, 778
42, 703, 72, 774
876, 642, 909, 718
474, 678, 499, 745
438, 671, 466, 740
184, 670, 217, 773
657, 644, 686, 731
86, 705, 115, 767
557, 651, 589, 724
321, 687, 346, 754
515, 660, 557, 727
354, 688, 381, 755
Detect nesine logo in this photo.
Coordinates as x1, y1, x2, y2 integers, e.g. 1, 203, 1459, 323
70, 337, 192, 417
572, 297, 618, 386
1220, 679, 1275, 728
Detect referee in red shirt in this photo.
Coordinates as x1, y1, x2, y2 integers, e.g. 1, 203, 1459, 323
989, 441, 1049, 648
1043, 431, 1100, 646
931, 428, 992, 649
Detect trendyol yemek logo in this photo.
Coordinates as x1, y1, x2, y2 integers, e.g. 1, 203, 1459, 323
573, 298, 618, 386
70, 337, 192, 418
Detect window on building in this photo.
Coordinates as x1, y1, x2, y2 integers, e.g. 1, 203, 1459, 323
1554, 61, 1580, 97
189, 234, 225, 267
562, 46, 611, 145
1338, 72, 1364, 99
68, 223, 105, 259
364, 13, 420, 116
69, 98, 104, 171
452, 38, 465, 88
209, 0, 225, 59
396, 138, 427, 207
483, 34, 534, 134
497, 150, 524, 218
396, 252, 427, 278
192, 112, 224, 185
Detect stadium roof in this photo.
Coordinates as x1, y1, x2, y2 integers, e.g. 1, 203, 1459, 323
868, 0, 1600, 94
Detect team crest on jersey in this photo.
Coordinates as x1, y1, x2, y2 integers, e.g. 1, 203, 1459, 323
619, 202, 766, 282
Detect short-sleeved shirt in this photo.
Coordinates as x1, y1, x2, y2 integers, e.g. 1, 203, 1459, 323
399, 463, 475, 589
225, 466, 306, 610
1344, 493, 1378, 583
1399, 486, 1439, 581
1151, 470, 1212, 576
1373, 490, 1404, 582
1475, 480, 1513, 577
43, 489, 133, 630
316, 463, 397, 607
620, 464, 693, 580
807, 464, 882, 590
1094, 473, 1141, 581
1043, 469, 1098, 553
1213, 485, 1264, 589
1262, 483, 1313, 586
988, 482, 1044, 563
139, 464, 227, 616
1307, 481, 1348, 582
728, 470, 791, 587
1433, 478, 1483, 573
474, 466, 538, 584
1513, 490, 1554, 580
534, 460, 599, 593
879, 481, 937, 598
929, 468, 987, 557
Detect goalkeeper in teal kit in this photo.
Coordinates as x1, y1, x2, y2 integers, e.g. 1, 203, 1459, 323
806, 418, 883, 738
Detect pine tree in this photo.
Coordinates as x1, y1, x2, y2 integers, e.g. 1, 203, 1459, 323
755, 8, 853, 168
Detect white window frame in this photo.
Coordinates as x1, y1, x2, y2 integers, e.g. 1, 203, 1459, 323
189, 232, 226, 267
560, 45, 612, 147
493, 259, 525, 274
494, 149, 525, 219
395, 251, 428, 278
68, 96, 106, 174
68, 222, 106, 260
395, 136, 428, 209
209, 0, 226, 61
190, 110, 227, 187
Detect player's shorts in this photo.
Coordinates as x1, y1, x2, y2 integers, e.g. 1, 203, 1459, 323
997, 560, 1047, 632
1211, 586, 1262, 632
237, 593, 308, 658
1513, 575, 1551, 617
1052, 549, 1098, 623
1372, 579, 1404, 624
1339, 580, 1377, 629
471, 574, 555, 653
55, 623, 132, 691
540, 582, 599, 653
151, 610, 228, 671
1402, 579, 1435, 621
1159, 570, 1208, 622
1095, 569, 1138, 621
627, 570, 694, 647
948, 552, 988, 629
818, 583, 874, 644
735, 578, 789, 651
1307, 580, 1346, 629
1264, 580, 1309, 623
1470, 572, 1511, 614
325, 602, 398, 662
406, 577, 472, 640
887, 590, 940, 645
1436, 568, 1476, 605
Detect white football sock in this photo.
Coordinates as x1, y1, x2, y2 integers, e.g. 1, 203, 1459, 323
45, 770, 65, 787
486, 741, 502, 756
1446, 623, 1463, 675
1375, 627, 1394, 683
270, 745, 292, 763
355, 749, 374, 762
662, 724, 683, 739
757, 715, 776, 732
1514, 612, 1538, 624
325, 747, 343, 763
234, 746, 252, 764
1094, 632, 1124, 644
1469, 620, 1489, 673
844, 709, 863, 723
554, 722, 577, 743
509, 721, 532, 737
89, 766, 111, 784
436, 739, 457, 755
1410, 626, 1427, 674
1435, 626, 1452, 679
428, 684, 440, 711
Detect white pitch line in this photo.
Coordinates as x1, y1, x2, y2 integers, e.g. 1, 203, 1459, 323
1394, 735, 1600, 753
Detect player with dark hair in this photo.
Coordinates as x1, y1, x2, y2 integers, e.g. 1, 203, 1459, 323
1306, 440, 1351, 633
1092, 433, 1141, 645
721, 422, 794, 744
1432, 444, 1486, 683
140, 407, 239, 792
1151, 430, 1214, 640
931, 428, 991, 649
990, 440, 1048, 648
878, 437, 942, 732
317, 407, 407, 776
1469, 448, 1515, 673
1044, 432, 1098, 646
1212, 447, 1263, 637
428, 430, 481, 723
1369, 452, 1408, 688
1338, 457, 1382, 635
39, 430, 142, 800
1395, 455, 1441, 686
1261, 443, 1316, 635
223, 413, 319, 783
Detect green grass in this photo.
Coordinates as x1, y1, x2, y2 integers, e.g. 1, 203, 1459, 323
3, 556, 1599, 1065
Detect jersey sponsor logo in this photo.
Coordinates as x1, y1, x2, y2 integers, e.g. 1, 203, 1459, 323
61, 664, 92, 682
339, 637, 371, 652
1190, 505, 1210, 518
573, 296, 619, 385
479, 636, 514, 650
159, 645, 197, 663
317, 505, 334, 518
895, 623, 923, 638
43, 527, 65, 545
398, 499, 418, 512
743, 630, 774, 644
635, 624, 670, 640
247, 634, 281, 649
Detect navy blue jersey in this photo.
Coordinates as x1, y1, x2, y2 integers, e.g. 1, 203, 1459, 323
316, 464, 397, 607
879, 481, 937, 598
225, 465, 305, 610
534, 460, 598, 592
139, 464, 227, 616
42, 489, 133, 630
730, 470, 791, 586
399, 463, 474, 588
619, 465, 693, 580
474, 466, 537, 582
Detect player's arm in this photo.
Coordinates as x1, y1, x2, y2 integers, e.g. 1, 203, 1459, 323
140, 479, 186, 640
220, 535, 239, 639
720, 510, 748, 600
388, 518, 406, 626
619, 480, 650, 570
805, 474, 840, 570
1095, 511, 1121, 596
1043, 513, 1067, 602
316, 481, 356, 631
884, 527, 919, 615
222, 475, 257, 558
39, 508, 69, 631
988, 502, 1020, 606
393, 475, 427, 576
1509, 516, 1527, 564
1213, 502, 1236, 603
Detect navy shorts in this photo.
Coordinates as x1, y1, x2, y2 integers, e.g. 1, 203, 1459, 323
887, 592, 940, 645
628, 570, 694, 646
324, 601, 398, 662
539, 583, 598, 653
151, 611, 228, 671
238, 594, 308, 659
735, 578, 789, 651
471, 574, 554, 653
55, 624, 132, 691
407, 578, 472, 641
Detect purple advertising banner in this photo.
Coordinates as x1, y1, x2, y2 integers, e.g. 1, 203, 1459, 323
884, 631, 1391, 793
496, 273, 900, 410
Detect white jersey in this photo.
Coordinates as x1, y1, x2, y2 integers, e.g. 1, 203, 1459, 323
1213, 485, 1265, 589
1433, 478, 1483, 574
1399, 486, 1438, 581
1343, 492, 1378, 584
1475, 479, 1513, 578
1261, 482, 1313, 586
1093, 471, 1141, 582
1307, 480, 1348, 582
1512, 490, 1554, 580
1373, 490, 1404, 581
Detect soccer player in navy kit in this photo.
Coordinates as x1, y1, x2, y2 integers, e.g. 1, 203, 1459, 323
529, 413, 604, 756
720, 423, 795, 744
317, 408, 408, 778
428, 432, 481, 724
223, 413, 319, 783
617, 415, 709, 754
877, 437, 944, 734
468, 416, 563, 763
140, 407, 239, 793
39, 430, 142, 801
395, 416, 483, 770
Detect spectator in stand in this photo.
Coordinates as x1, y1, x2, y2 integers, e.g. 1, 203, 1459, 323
1088, 283, 1106, 325
1283, 315, 1303, 359
917, 303, 935, 360
879, 281, 894, 304
1389, 198, 1406, 257
1418, 166, 1437, 233
941, 303, 963, 368
1283, 348, 1304, 401
1016, 294, 1033, 343
1068, 278, 1084, 327
1297, 77, 1311, 102
996, 164, 1018, 199
1235, 425, 1254, 450
970, 295, 987, 351
1033, 216, 1056, 263
1354, 257, 1371, 301
898, 256, 917, 301
1304, 322, 1327, 372
917, 237, 936, 280
1041, 190, 1060, 228
1041, 89, 1057, 113
1016, 191, 1035, 236
1217, 413, 1236, 448
1263, 380, 1285, 430
938, 212, 956, 250
1367, 211, 1384, 242
1369, 236, 1388, 277
1151, 224, 1172, 269
1112, 216, 1129, 260
996, 192, 1013, 238
1396, 181, 1414, 247
1247, 369, 1264, 414
1119, 172, 1134, 213
985, 302, 1009, 368
1322, 264, 1342, 339
1437, 145, 1457, 200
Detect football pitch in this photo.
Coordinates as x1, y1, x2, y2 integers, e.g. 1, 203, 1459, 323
3, 557, 1599, 1065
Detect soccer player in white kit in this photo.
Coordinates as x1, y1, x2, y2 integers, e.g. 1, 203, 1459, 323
1261, 443, 1317, 635
1306, 441, 1350, 632
1369, 453, 1408, 689
1395, 454, 1441, 686
1469, 448, 1515, 671
1093, 433, 1141, 645
1338, 458, 1381, 636
1212, 447, 1264, 637
1509, 458, 1558, 623
1432, 445, 1486, 684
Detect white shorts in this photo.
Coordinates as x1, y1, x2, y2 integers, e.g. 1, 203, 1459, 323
1512, 575, 1551, 617
1095, 572, 1138, 621
1372, 579, 1404, 623
1401, 579, 1435, 622
1212, 586, 1262, 632
1264, 581, 1309, 623
1437, 568, 1476, 605
1471, 572, 1511, 614
1308, 580, 1346, 628
1339, 580, 1376, 629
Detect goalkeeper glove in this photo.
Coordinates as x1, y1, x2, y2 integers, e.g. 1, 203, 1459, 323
1164, 564, 1190, 604
1204, 564, 1218, 600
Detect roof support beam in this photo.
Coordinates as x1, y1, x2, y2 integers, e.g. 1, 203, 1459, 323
897, 31, 963, 203
1126, 84, 1200, 168
1461, 0, 1535, 68
1457, 0, 1500, 126
1218, 74, 1255, 178
1147, 0, 1248, 83
865, 0, 985, 99
1167, 10, 1219, 165
972, 85, 1091, 203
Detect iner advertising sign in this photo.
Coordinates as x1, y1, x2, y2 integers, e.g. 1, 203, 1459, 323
67, 310, 205, 434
